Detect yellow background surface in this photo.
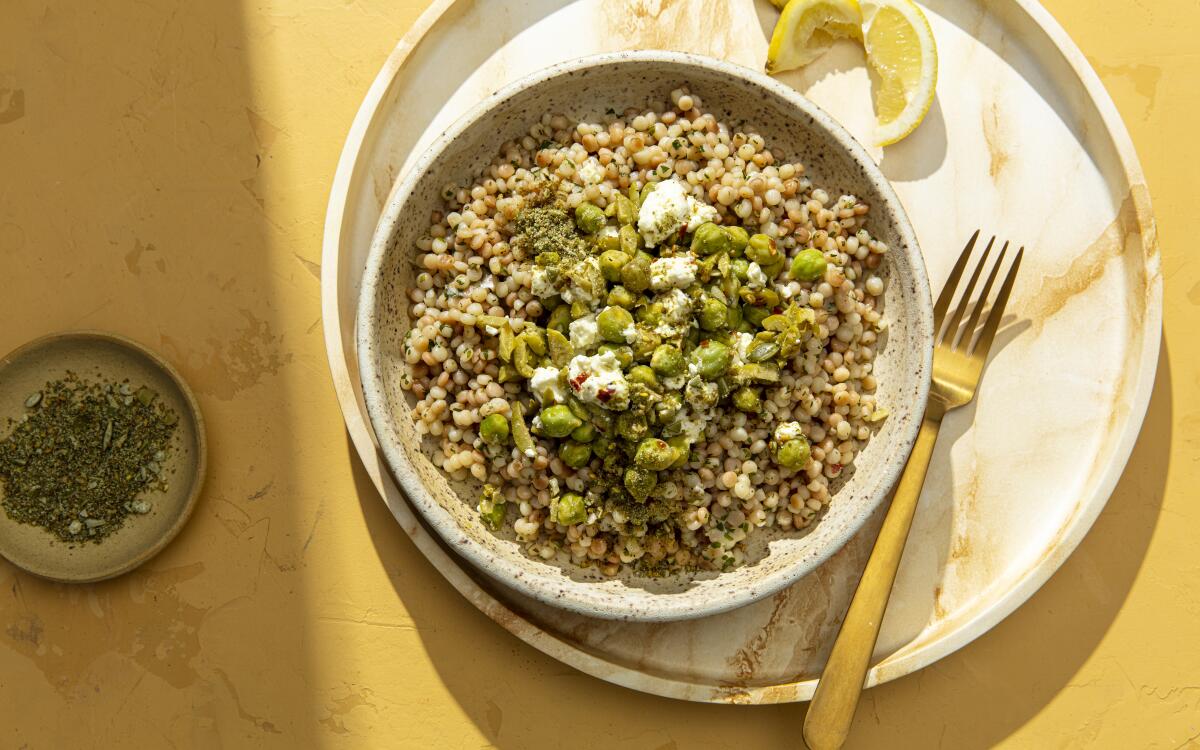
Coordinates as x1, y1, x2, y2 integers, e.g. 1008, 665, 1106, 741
0, 1, 1195, 747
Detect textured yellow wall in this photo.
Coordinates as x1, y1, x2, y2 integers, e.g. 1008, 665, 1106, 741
0, 1, 1196, 747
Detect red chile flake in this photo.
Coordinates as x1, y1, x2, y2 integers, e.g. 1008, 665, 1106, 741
569, 372, 590, 390
597, 388, 613, 403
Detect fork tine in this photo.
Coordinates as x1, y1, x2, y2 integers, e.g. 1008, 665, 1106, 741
942, 236, 993, 346
933, 230, 980, 330
956, 241, 1009, 351
971, 246, 1024, 360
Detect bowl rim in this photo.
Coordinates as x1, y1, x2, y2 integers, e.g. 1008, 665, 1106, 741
357, 50, 933, 622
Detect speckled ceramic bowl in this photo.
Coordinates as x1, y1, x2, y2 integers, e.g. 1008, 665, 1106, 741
358, 51, 932, 622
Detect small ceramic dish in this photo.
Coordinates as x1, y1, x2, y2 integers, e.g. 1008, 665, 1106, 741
358, 51, 932, 622
0, 331, 206, 582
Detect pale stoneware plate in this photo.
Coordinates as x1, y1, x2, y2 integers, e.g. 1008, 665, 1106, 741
323, 0, 1161, 701
356, 52, 935, 622
0, 332, 206, 583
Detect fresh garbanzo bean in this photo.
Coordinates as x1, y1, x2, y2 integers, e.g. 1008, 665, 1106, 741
790, 247, 828, 282
650, 344, 684, 376
479, 413, 510, 445
538, 404, 581, 438
597, 306, 634, 343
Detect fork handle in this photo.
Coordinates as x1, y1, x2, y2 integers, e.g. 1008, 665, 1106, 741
803, 415, 942, 750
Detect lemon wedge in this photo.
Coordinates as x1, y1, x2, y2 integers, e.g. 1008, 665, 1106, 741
766, 0, 863, 75
860, 0, 937, 145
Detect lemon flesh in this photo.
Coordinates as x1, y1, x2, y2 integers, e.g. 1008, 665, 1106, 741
861, 0, 937, 145
766, 0, 863, 75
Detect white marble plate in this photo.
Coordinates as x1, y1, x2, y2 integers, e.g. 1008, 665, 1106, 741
322, 0, 1161, 702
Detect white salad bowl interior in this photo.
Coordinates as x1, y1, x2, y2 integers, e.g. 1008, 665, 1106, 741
357, 51, 932, 622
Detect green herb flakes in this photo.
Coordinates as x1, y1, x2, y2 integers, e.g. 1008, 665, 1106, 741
0, 372, 179, 543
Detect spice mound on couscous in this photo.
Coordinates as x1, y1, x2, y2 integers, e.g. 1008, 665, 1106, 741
399, 88, 890, 576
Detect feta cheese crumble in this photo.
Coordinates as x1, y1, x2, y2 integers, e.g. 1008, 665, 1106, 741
637, 179, 691, 246
566, 351, 630, 410
676, 407, 712, 442
560, 256, 602, 307
746, 262, 768, 289
650, 255, 698, 291
569, 314, 600, 350
654, 288, 693, 338
774, 421, 804, 443
577, 157, 606, 185
731, 331, 754, 367
529, 366, 565, 404
531, 267, 559, 298
685, 196, 719, 232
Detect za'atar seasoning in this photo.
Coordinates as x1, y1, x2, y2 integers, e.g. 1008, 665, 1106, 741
0, 372, 178, 543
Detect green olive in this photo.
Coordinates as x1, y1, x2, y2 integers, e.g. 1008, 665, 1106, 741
575, 202, 607, 234
619, 224, 640, 256
725, 226, 750, 254
790, 248, 828, 282
650, 345, 684, 377
564, 397, 589, 422
731, 386, 761, 413
569, 300, 591, 319
547, 329, 574, 367
546, 305, 571, 334
496, 363, 520, 384
607, 285, 636, 309
623, 466, 658, 502
597, 306, 635, 344
726, 303, 743, 330
599, 249, 629, 282
690, 222, 731, 255
615, 194, 638, 226
518, 328, 546, 356
558, 441, 593, 469
635, 437, 677, 471
774, 436, 812, 469
554, 492, 588, 525
697, 297, 728, 331
689, 340, 733, 380
745, 233, 781, 265
627, 365, 659, 389
479, 413, 510, 445
538, 404, 582, 438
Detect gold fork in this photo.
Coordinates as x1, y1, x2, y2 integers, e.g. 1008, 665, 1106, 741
803, 232, 1024, 750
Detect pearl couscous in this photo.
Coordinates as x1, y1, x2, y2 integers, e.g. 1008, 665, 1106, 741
400, 88, 890, 575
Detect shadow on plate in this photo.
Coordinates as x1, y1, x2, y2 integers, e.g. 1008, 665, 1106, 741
347, 325, 1166, 748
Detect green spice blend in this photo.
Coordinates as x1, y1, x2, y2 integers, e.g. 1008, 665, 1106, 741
0, 372, 179, 543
